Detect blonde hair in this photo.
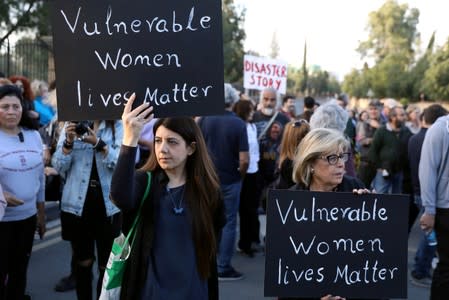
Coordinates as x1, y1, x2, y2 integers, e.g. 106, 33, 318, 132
293, 128, 350, 186
278, 120, 310, 167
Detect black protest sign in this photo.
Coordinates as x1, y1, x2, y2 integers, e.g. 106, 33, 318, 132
51, 0, 224, 121
264, 190, 409, 299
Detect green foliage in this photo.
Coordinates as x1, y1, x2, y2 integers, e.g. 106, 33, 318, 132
0, 0, 47, 44
222, 0, 246, 83
422, 40, 449, 100
345, 0, 425, 100
288, 65, 340, 96
357, 0, 419, 64
407, 31, 435, 100
342, 69, 370, 98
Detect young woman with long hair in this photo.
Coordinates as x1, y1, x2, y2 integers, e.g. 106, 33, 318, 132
110, 94, 225, 299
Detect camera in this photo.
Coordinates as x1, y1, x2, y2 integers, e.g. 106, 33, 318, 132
73, 121, 91, 135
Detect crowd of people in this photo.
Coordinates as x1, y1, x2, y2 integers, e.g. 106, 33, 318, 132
0, 71, 448, 300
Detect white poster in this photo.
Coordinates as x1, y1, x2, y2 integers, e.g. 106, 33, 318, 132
243, 55, 288, 94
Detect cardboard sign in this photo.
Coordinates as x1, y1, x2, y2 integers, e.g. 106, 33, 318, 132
264, 190, 409, 299
51, 0, 224, 121
243, 55, 287, 94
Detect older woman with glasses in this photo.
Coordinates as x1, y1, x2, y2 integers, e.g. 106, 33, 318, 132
281, 128, 371, 300
292, 128, 367, 193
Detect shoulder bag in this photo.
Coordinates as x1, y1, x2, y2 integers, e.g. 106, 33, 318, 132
99, 172, 152, 300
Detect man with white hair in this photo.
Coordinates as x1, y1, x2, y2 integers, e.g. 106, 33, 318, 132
252, 87, 289, 139
198, 83, 249, 281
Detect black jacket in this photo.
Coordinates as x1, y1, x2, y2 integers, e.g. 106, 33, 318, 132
291, 175, 365, 192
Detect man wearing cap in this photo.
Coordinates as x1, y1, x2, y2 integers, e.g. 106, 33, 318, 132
198, 83, 249, 281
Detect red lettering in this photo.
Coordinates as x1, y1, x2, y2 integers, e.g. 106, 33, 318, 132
244, 60, 252, 72
250, 74, 255, 85
266, 64, 271, 75
281, 66, 287, 77
275, 79, 282, 90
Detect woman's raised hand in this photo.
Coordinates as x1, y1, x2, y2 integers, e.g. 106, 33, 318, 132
121, 93, 154, 147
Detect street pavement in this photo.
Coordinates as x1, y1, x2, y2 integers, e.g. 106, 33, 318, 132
26, 203, 431, 299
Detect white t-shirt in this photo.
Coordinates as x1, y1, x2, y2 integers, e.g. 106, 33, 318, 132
247, 123, 260, 174
0, 128, 45, 222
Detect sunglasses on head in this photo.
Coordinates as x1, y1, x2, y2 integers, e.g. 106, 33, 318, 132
292, 119, 308, 128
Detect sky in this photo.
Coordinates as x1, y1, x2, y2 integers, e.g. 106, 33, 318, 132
233, 0, 449, 80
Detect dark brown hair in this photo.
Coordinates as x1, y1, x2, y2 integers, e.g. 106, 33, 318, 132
143, 117, 221, 278
233, 100, 254, 121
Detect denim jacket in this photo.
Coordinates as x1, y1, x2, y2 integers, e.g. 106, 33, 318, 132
52, 121, 123, 217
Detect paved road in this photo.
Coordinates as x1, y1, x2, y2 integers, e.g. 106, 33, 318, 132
26, 204, 431, 299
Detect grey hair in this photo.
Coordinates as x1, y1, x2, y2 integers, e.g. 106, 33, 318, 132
224, 83, 239, 106
259, 87, 279, 101
309, 100, 349, 132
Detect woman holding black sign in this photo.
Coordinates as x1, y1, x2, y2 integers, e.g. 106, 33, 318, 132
281, 128, 370, 300
110, 94, 225, 299
52, 118, 123, 300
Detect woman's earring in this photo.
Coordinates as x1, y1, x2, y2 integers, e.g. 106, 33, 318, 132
311, 168, 315, 174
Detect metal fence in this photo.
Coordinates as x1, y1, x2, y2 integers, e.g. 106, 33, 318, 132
0, 38, 55, 83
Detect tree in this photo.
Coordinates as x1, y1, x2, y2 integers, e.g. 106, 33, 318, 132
222, 0, 246, 83
269, 31, 279, 59
342, 68, 370, 98
0, 0, 48, 45
346, 0, 421, 99
300, 41, 308, 93
408, 32, 435, 100
422, 39, 449, 101
357, 0, 419, 64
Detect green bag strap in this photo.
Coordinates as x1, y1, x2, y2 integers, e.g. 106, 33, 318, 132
123, 172, 152, 248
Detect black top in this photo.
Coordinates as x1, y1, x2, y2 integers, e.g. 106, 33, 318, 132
407, 128, 427, 195
291, 175, 365, 192
277, 158, 294, 189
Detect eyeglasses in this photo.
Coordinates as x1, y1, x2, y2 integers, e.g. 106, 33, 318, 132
320, 152, 351, 165
292, 119, 308, 128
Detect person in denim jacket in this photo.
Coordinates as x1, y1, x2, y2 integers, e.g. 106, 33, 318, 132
52, 119, 123, 300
